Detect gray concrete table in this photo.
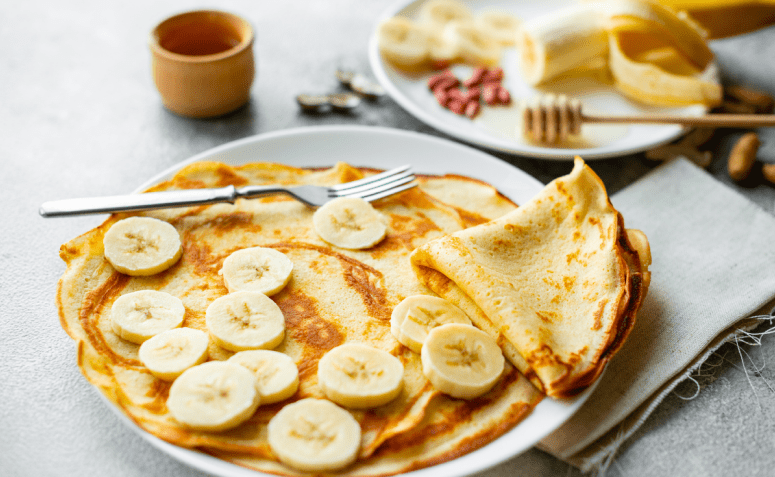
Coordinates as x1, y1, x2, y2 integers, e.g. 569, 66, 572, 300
2, 1, 774, 476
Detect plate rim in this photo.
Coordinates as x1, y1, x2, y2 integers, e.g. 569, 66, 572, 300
368, 0, 698, 160
113, 124, 598, 477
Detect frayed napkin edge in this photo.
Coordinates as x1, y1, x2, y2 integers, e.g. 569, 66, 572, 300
541, 310, 775, 474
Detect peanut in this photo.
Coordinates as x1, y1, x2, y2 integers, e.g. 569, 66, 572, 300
727, 132, 760, 181
427, 67, 512, 119
678, 127, 716, 149
724, 85, 775, 114
646, 144, 712, 168
720, 100, 757, 115
463, 67, 488, 88
762, 164, 775, 185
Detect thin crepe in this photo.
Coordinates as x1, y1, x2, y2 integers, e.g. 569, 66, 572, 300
411, 157, 651, 398
57, 161, 543, 476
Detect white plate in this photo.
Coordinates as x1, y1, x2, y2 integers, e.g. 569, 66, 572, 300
368, 0, 707, 160
117, 125, 598, 477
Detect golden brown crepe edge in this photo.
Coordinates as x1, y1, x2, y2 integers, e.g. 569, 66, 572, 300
55, 161, 544, 476
410, 157, 651, 399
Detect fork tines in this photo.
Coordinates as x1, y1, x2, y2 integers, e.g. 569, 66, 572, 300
330, 165, 416, 201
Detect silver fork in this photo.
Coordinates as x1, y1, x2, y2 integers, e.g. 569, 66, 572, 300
39, 165, 416, 217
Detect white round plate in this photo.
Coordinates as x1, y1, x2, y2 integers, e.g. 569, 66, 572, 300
118, 125, 598, 477
369, 0, 707, 160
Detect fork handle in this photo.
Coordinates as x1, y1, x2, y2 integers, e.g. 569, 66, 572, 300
38, 184, 300, 217
39, 186, 240, 217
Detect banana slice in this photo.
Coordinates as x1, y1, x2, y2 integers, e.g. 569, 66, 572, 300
475, 11, 521, 47
317, 343, 404, 409
205, 291, 285, 352
138, 327, 209, 381
418, 0, 474, 31
267, 398, 361, 472
421, 323, 504, 399
228, 350, 299, 404
111, 290, 185, 344
312, 197, 387, 250
167, 361, 260, 431
103, 216, 182, 276
443, 21, 502, 67
390, 295, 472, 353
377, 17, 432, 71
517, 4, 608, 85
220, 246, 293, 296
427, 27, 460, 64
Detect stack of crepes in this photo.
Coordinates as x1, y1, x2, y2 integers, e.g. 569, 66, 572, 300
411, 157, 651, 398
518, 0, 723, 107
57, 161, 544, 476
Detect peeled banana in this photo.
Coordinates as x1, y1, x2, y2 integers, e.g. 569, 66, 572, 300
228, 350, 299, 404
167, 361, 260, 431
205, 290, 286, 352
267, 398, 361, 472
517, 4, 608, 85
138, 327, 209, 381
421, 323, 504, 399
312, 197, 387, 250
110, 290, 185, 344
317, 343, 404, 409
390, 295, 472, 353
103, 216, 182, 276
220, 246, 293, 296
515, 0, 721, 106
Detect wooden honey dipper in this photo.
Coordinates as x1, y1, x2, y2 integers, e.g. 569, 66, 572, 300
521, 94, 775, 144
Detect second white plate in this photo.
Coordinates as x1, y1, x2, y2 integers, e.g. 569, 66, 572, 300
368, 0, 706, 160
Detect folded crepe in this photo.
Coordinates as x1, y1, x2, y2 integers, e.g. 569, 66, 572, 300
411, 157, 651, 398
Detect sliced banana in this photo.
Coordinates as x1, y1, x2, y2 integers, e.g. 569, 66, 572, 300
517, 4, 608, 85
228, 350, 299, 404
443, 21, 502, 67
138, 327, 209, 381
390, 295, 472, 353
111, 290, 185, 344
377, 16, 431, 71
418, 0, 474, 31
220, 246, 293, 296
312, 197, 387, 250
205, 291, 285, 352
103, 216, 182, 276
427, 27, 460, 64
421, 323, 504, 399
167, 361, 260, 432
317, 343, 404, 409
267, 398, 361, 472
475, 10, 521, 47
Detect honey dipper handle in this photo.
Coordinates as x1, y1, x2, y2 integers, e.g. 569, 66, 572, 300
581, 113, 775, 128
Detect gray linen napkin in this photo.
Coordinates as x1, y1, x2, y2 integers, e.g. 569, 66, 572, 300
536, 158, 775, 471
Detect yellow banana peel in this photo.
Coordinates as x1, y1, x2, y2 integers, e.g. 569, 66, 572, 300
655, 0, 775, 39
609, 33, 722, 106
603, 0, 722, 107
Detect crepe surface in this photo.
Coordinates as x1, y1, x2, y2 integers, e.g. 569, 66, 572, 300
411, 157, 651, 398
57, 161, 543, 476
